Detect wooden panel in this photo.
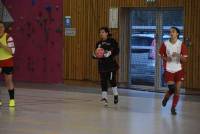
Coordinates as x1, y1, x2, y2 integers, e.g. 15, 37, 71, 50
64, 0, 200, 90
118, 8, 131, 84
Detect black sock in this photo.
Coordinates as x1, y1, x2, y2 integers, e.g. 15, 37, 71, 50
8, 89, 15, 100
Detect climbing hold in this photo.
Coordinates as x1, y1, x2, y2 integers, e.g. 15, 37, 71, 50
45, 4, 52, 13
32, 0, 37, 6
55, 5, 60, 10
20, 16, 24, 20
56, 27, 62, 33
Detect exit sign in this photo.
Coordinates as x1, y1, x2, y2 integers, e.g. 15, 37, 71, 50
145, 0, 156, 2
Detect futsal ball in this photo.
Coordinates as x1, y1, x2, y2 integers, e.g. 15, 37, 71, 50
95, 48, 105, 58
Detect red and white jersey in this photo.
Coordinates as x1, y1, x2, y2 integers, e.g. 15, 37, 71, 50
159, 39, 188, 73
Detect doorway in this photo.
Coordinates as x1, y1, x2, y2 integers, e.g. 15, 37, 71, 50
129, 8, 184, 90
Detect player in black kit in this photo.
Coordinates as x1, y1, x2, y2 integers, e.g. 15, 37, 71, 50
93, 27, 119, 106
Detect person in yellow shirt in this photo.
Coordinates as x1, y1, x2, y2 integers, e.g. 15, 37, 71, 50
0, 21, 15, 107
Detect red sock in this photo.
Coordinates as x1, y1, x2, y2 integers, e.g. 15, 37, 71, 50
172, 95, 180, 108
164, 90, 173, 100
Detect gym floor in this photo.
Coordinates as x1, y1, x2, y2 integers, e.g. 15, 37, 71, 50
0, 84, 199, 134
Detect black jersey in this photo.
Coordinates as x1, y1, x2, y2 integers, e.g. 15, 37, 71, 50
95, 38, 119, 72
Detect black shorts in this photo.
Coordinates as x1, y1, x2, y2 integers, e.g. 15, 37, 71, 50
0, 67, 14, 75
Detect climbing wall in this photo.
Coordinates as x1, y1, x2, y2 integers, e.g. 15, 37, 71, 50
3, 0, 63, 83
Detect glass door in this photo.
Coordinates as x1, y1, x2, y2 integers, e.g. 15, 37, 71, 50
129, 8, 184, 90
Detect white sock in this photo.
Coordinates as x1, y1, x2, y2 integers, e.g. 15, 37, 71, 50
102, 91, 108, 99
112, 86, 118, 96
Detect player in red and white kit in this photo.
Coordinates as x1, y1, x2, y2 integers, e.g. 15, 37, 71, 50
159, 27, 188, 115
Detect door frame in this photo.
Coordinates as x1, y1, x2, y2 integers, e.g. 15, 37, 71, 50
119, 7, 184, 91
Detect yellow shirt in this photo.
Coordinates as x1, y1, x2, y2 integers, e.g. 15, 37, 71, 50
0, 33, 13, 60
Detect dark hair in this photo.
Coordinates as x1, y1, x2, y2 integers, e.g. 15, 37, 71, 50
170, 26, 180, 39
0, 21, 5, 25
0, 21, 6, 30
99, 27, 112, 37
0, 21, 5, 26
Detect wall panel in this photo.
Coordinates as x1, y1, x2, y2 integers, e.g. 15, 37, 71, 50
64, 0, 200, 90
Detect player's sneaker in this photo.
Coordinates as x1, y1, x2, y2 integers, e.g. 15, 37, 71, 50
171, 107, 177, 115
9, 99, 15, 107
101, 98, 108, 106
162, 98, 169, 107
114, 95, 118, 104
